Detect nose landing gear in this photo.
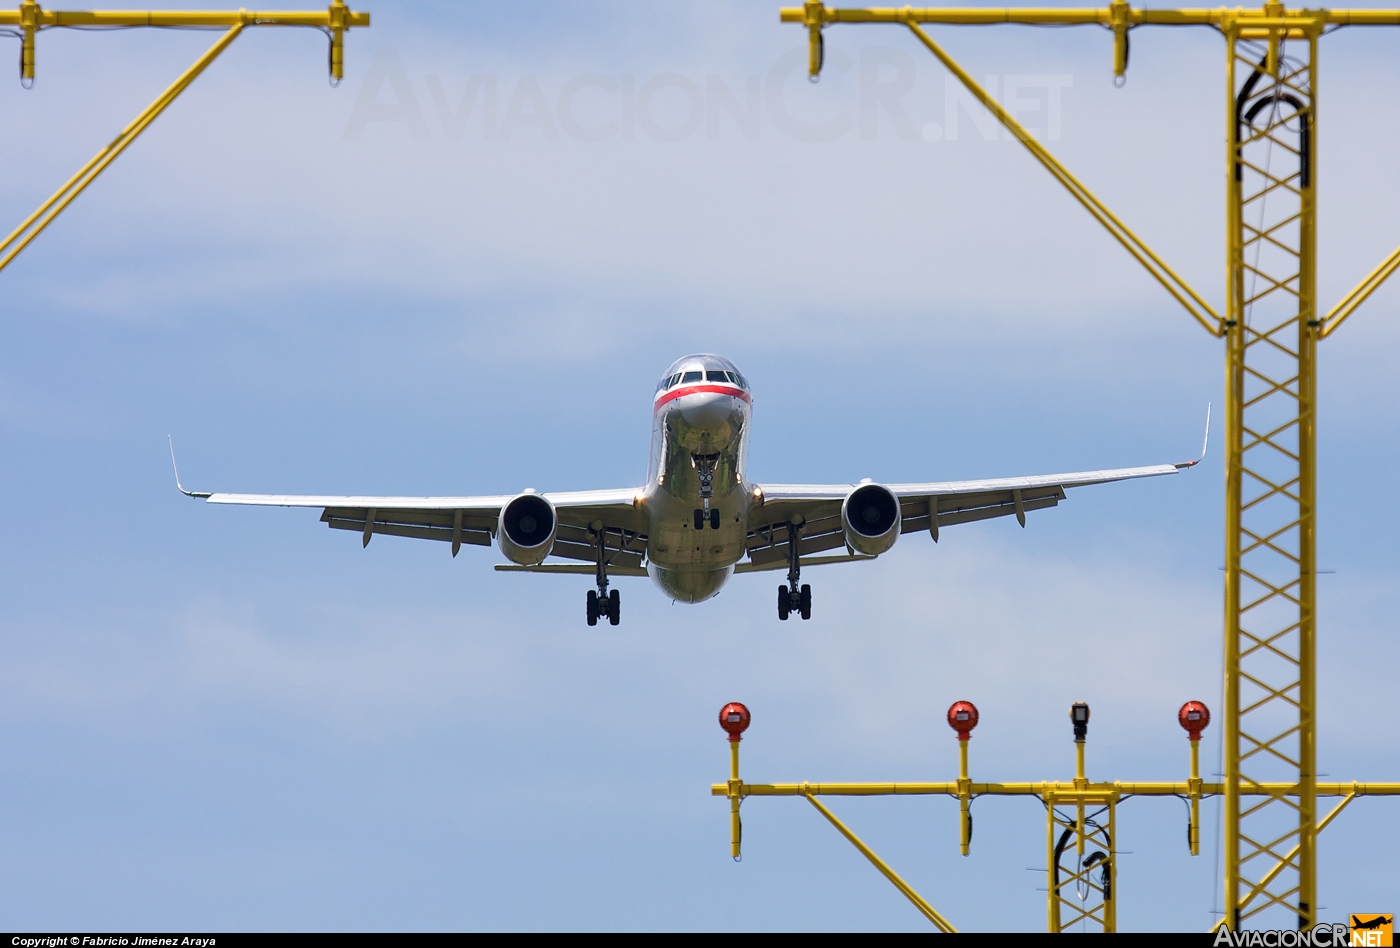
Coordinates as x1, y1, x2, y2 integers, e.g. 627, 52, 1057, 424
776, 517, 812, 620
692, 452, 720, 500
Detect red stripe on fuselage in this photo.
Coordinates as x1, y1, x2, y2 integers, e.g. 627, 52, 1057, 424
654, 384, 751, 410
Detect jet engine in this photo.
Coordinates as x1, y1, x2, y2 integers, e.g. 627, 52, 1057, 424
497, 491, 557, 565
842, 482, 901, 556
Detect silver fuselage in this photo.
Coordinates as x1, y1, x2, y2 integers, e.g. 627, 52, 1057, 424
643, 379, 753, 603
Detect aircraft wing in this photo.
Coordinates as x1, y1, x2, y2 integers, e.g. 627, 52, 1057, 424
190, 485, 648, 564
742, 461, 1191, 570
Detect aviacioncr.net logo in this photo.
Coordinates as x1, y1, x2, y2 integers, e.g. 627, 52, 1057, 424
1214, 924, 1357, 947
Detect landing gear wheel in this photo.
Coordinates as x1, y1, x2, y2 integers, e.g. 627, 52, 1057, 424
608, 589, 620, 626
799, 583, 812, 620
777, 585, 790, 621
710, 508, 720, 530
586, 590, 599, 626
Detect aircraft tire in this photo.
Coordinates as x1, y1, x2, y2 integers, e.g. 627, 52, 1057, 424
587, 590, 599, 626
777, 585, 790, 621
608, 589, 620, 626
799, 584, 812, 620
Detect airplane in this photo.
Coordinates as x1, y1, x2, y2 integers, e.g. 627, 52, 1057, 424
173, 353, 1207, 626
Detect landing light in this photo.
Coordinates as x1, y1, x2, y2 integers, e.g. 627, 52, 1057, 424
1178, 700, 1211, 741
946, 700, 979, 741
1070, 701, 1090, 742
719, 702, 751, 742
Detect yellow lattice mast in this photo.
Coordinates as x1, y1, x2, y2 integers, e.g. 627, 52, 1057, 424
0, 1, 370, 273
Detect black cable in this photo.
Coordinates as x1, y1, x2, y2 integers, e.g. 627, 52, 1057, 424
1173, 793, 1194, 849
319, 24, 340, 86
45, 22, 327, 32
2, 27, 24, 85
1083, 850, 1112, 901
1051, 824, 1074, 897
1059, 809, 1112, 907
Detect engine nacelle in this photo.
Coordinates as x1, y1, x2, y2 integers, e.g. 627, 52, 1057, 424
497, 491, 558, 566
842, 482, 901, 556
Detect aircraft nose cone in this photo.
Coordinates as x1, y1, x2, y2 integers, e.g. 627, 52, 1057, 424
678, 391, 733, 429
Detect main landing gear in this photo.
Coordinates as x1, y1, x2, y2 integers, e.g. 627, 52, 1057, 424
693, 508, 721, 530
586, 523, 620, 626
587, 588, 619, 626
777, 582, 811, 621
777, 516, 812, 621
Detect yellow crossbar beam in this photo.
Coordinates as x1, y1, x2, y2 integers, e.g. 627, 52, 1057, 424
787, 4, 1400, 336
0, 23, 244, 273
0, 3, 369, 275
901, 21, 1224, 335
780, 5, 1400, 27
0, 7, 369, 26
782, 5, 1225, 334
713, 780, 1400, 796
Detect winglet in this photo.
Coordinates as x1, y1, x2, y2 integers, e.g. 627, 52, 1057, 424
169, 436, 212, 498
1175, 404, 1211, 469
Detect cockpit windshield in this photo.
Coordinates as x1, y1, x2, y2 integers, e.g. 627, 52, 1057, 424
656, 353, 749, 394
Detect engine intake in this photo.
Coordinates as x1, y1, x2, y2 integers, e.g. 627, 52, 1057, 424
842, 482, 901, 556
497, 491, 557, 565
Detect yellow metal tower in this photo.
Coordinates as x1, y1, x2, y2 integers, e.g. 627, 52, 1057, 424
761, 2, 1400, 930
1223, 26, 1319, 929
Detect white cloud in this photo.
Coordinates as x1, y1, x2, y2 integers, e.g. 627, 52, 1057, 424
1, 1, 1397, 930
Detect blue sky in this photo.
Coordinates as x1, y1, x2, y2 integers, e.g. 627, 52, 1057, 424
1, 0, 1397, 931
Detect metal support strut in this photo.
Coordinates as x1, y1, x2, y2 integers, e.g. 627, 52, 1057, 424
0, 2, 371, 275
586, 522, 620, 627
778, 516, 812, 620
786, 519, 801, 594
595, 528, 610, 601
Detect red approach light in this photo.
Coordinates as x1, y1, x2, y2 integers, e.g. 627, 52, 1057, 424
719, 702, 751, 742
1178, 700, 1211, 741
946, 701, 980, 741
